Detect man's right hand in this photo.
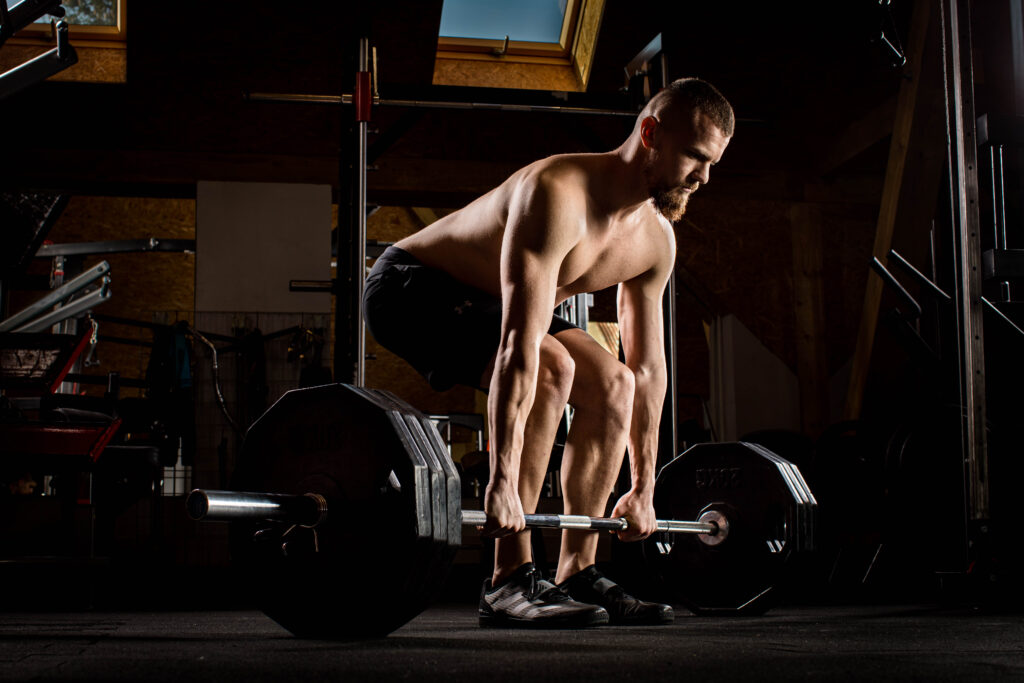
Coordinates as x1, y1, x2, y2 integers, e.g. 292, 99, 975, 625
481, 479, 526, 538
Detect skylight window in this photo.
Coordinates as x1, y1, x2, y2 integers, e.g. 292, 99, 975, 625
434, 0, 604, 91
439, 0, 568, 44
35, 0, 118, 26
19, 0, 126, 43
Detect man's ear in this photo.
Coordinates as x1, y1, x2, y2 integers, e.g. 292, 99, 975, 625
640, 116, 659, 149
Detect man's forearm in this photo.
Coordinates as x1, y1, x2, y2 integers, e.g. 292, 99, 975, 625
486, 344, 540, 486
626, 368, 667, 492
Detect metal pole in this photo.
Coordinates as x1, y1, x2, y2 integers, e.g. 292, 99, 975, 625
940, 0, 989, 521
335, 36, 370, 386
248, 92, 639, 118
11, 281, 110, 333
355, 37, 369, 388
0, 260, 109, 332
658, 58, 678, 465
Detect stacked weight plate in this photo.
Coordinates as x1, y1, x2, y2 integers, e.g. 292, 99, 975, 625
352, 386, 462, 622
643, 441, 817, 615
229, 383, 460, 639
743, 441, 817, 556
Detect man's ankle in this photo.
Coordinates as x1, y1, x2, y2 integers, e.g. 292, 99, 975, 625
492, 561, 533, 587
555, 558, 594, 585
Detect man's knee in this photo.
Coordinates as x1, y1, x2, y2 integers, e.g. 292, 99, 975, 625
577, 362, 634, 424
537, 342, 575, 405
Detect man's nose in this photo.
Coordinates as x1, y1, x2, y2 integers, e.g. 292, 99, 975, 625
694, 162, 711, 185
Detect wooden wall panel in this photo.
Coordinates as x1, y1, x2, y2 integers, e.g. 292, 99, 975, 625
0, 44, 126, 83
433, 58, 580, 91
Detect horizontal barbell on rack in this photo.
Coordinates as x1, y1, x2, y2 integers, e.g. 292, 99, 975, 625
186, 383, 816, 639
187, 490, 727, 540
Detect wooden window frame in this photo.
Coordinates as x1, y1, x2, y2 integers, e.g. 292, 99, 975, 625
11, 0, 127, 49
437, 0, 581, 65
435, 0, 604, 90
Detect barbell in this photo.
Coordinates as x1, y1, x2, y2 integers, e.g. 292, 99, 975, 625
188, 489, 728, 538
186, 383, 817, 638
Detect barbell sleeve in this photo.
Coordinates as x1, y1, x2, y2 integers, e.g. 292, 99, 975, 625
187, 489, 327, 528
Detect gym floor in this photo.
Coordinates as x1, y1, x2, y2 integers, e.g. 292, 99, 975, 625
2, 604, 1023, 682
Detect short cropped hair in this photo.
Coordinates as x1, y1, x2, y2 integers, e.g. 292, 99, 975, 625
640, 77, 735, 137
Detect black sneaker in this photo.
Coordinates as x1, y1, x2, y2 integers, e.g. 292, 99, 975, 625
559, 565, 674, 625
479, 563, 609, 629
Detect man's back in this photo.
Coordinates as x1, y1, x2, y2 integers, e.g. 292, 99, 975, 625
396, 151, 674, 301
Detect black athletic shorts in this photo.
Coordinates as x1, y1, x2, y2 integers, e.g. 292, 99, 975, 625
363, 246, 578, 391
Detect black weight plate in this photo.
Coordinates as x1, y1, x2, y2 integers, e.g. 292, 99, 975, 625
744, 442, 818, 554
359, 387, 453, 621
410, 408, 463, 593
229, 383, 435, 638
643, 442, 808, 615
369, 389, 462, 551
346, 387, 448, 620
402, 402, 462, 550
394, 401, 462, 606
428, 422, 463, 552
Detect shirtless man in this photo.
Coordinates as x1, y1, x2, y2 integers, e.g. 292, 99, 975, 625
363, 78, 733, 628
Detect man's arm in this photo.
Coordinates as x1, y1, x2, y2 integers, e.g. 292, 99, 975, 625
612, 230, 674, 540
483, 171, 583, 537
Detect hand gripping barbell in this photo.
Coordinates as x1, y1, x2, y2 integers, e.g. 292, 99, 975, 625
186, 383, 816, 639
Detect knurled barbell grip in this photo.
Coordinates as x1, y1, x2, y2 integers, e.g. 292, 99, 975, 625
460, 510, 718, 536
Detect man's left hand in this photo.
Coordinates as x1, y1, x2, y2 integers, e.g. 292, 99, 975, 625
610, 489, 657, 542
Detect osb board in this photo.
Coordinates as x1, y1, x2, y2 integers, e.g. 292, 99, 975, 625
9, 197, 195, 397
433, 57, 580, 91
0, 44, 126, 83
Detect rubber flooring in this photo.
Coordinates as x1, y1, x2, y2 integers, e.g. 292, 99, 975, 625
2, 604, 1023, 681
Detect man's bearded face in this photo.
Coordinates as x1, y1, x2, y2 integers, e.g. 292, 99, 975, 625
644, 155, 696, 223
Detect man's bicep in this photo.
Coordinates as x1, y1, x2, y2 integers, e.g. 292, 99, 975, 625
617, 273, 669, 372
499, 249, 560, 345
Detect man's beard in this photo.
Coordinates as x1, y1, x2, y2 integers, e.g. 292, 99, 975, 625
650, 184, 692, 223
643, 156, 695, 223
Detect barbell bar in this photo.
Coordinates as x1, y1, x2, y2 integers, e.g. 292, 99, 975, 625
187, 489, 726, 539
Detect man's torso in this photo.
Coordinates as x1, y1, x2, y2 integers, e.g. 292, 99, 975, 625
395, 153, 674, 302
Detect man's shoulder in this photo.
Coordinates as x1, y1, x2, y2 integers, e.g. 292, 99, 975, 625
518, 153, 594, 188
511, 154, 603, 209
